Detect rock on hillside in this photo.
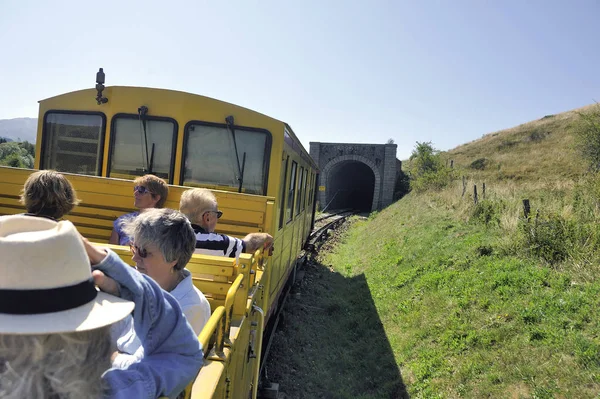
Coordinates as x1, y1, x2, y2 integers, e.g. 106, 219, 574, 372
0, 118, 37, 143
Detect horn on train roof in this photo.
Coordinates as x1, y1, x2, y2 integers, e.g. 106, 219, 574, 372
95, 68, 109, 105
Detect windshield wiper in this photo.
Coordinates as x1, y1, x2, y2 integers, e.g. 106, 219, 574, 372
225, 116, 246, 193
138, 106, 153, 174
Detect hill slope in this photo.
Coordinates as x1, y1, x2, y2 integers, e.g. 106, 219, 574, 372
445, 104, 596, 183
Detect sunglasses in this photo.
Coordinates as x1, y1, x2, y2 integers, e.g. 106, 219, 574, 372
130, 244, 147, 258
134, 186, 152, 195
204, 210, 223, 219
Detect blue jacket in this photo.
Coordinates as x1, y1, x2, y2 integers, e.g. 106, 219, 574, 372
95, 250, 203, 398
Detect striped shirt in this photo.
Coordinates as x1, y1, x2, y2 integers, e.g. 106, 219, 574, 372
192, 224, 246, 258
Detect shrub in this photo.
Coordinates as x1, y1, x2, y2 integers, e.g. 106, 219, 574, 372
573, 104, 600, 171
394, 169, 411, 200
0, 141, 34, 168
469, 158, 488, 170
520, 212, 576, 264
408, 142, 454, 192
471, 199, 505, 225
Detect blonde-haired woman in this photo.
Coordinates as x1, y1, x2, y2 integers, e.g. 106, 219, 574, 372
109, 174, 169, 245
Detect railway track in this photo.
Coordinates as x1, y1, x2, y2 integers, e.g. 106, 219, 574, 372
307, 210, 355, 253
313, 208, 353, 225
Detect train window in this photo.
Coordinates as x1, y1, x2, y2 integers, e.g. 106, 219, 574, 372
41, 112, 105, 175
109, 115, 176, 181
183, 123, 271, 195
302, 168, 308, 211
286, 161, 297, 223
296, 166, 304, 215
278, 156, 288, 229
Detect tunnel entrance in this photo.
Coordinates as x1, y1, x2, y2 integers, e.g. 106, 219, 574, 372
326, 161, 375, 212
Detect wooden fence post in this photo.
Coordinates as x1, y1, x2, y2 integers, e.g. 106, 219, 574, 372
450, 160, 454, 168
462, 176, 466, 197
482, 182, 486, 200
523, 199, 530, 220
474, 185, 478, 205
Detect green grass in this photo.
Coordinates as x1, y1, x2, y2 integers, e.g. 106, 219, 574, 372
321, 196, 600, 398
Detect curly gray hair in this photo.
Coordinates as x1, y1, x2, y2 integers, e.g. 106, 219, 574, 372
122, 208, 196, 271
0, 326, 112, 399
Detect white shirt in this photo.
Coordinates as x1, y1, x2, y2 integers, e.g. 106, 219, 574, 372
170, 269, 211, 335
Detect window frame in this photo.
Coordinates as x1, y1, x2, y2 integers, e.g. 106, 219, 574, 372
278, 156, 289, 230
40, 110, 107, 176
302, 168, 308, 211
286, 160, 297, 224
296, 166, 304, 216
181, 120, 272, 195
107, 113, 179, 183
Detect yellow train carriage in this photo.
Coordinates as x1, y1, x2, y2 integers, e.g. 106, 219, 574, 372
0, 72, 318, 398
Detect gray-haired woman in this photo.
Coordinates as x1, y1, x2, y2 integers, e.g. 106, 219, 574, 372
112, 208, 211, 369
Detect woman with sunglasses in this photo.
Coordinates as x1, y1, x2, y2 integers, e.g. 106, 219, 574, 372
111, 207, 210, 369
179, 188, 273, 258
108, 174, 169, 245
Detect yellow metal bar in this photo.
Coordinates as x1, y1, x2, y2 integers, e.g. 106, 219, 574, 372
223, 274, 244, 337
199, 306, 225, 358
251, 303, 265, 399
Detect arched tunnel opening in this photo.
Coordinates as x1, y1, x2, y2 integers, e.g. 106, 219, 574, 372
326, 161, 375, 212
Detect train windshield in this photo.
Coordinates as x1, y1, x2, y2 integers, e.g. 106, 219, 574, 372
41, 112, 104, 175
109, 115, 176, 181
183, 123, 270, 195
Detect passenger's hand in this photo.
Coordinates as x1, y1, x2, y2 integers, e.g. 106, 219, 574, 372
92, 270, 120, 297
263, 234, 274, 256
263, 234, 274, 249
79, 234, 108, 266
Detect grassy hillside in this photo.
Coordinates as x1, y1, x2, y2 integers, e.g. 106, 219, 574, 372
265, 105, 600, 398
445, 105, 595, 182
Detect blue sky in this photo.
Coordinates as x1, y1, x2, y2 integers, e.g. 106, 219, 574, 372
1, 0, 599, 159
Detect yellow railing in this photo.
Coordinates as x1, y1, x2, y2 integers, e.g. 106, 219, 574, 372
200, 306, 226, 358
122, 247, 267, 399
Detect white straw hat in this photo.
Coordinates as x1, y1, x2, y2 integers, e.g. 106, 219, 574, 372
0, 215, 134, 334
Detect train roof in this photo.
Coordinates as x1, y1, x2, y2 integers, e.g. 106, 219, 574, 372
39, 85, 317, 169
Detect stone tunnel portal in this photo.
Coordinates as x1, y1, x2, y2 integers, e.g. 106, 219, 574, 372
326, 161, 375, 212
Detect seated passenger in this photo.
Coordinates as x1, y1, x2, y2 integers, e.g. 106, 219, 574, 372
179, 188, 274, 258
0, 215, 203, 399
111, 208, 210, 369
19, 170, 80, 220
109, 174, 169, 245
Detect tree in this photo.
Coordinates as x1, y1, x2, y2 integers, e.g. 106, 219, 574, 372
407, 141, 453, 192
20, 140, 35, 158
0, 142, 34, 168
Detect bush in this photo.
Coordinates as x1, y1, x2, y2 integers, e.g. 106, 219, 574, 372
469, 158, 488, 170
520, 212, 576, 264
408, 142, 454, 192
471, 199, 505, 225
0, 142, 34, 168
573, 104, 600, 171
394, 169, 411, 200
